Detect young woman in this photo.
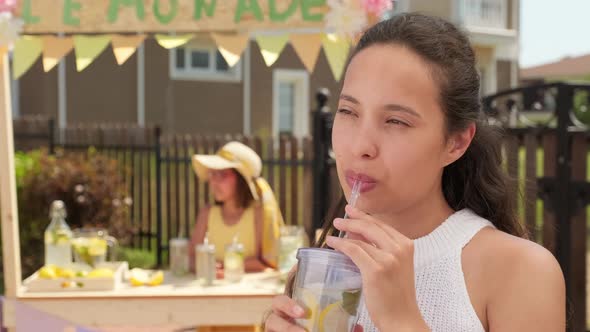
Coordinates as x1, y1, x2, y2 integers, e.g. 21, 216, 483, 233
263, 13, 565, 332
189, 141, 284, 273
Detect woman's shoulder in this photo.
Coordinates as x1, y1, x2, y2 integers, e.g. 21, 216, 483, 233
466, 225, 564, 309
196, 204, 213, 221
470, 227, 561, 277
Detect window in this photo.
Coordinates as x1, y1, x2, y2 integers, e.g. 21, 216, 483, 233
170, 42, 242, 82
278, 81, 296, 134
273, 70, 309, 137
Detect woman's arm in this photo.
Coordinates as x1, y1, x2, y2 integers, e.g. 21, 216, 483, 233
487, 239, 565, 331
188, 205, 210, 273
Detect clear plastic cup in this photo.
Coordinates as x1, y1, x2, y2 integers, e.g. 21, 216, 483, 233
293, 248, 362, 332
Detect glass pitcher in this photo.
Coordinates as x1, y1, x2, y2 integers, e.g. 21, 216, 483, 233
71, 228, 118, 267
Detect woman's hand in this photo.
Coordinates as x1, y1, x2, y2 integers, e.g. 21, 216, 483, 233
326, 205, 429, 331
263, 295, 307, 332
245, 256, 269, 273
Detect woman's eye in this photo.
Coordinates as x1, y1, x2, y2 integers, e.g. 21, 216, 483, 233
386, 119, 409, 126
337, 109, 355, 116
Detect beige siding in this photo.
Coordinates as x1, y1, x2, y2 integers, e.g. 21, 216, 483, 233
406, 0, 453, 18
65, 49, 137, 124
19, 58, 58, 119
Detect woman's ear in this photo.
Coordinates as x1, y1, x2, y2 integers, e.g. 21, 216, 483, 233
443, 122, 476, 166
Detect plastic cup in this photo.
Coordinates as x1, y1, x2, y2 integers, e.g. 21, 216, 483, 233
293, 248, 362, 332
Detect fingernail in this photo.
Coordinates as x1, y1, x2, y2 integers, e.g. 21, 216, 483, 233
293, 305, 305, 316
333, 218, 343, 226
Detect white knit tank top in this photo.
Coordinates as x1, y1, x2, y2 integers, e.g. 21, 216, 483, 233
356, 209, 494, 332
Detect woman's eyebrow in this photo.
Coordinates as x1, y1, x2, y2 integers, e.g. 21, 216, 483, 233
340, 94, 421, 118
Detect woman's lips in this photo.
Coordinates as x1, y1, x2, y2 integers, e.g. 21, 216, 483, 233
345, 170, 377, 193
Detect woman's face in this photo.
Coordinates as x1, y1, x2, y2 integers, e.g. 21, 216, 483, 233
333, 44, 466, 216
208, 169, 238, 203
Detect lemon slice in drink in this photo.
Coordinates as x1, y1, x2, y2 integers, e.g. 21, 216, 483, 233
299, 289, 319, 331
318, 301, 350, 332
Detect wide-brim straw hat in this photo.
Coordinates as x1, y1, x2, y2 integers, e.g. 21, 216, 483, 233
192, 141, 262, 201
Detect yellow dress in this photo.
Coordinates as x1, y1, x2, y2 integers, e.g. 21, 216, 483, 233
207, 205, 257, 261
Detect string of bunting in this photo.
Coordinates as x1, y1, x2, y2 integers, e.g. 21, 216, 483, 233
0, 0, 394, 80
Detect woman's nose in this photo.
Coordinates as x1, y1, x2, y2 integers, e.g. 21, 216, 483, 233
351, 124, 378, 160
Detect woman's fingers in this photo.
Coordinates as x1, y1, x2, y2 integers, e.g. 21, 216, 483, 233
345, 205, 406, 240
271, 295, 306, 318
326, 236, 384, 272
334, 217, 396, 251
264, 313, 306, 332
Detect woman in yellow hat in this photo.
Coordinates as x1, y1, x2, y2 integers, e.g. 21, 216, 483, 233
189, 141, 284, 273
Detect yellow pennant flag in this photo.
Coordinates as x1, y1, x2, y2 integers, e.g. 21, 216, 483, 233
0, 46, 7, 66
111, 34, 146, 65
13, 36, 42, 80
154, 34, 194, 49
322, 34, 350, 81
41, 36, 73, 72
211, 33, 249, 68
73, 35, 111, 72
255, 34, 289, 67
290, 33, 323, 73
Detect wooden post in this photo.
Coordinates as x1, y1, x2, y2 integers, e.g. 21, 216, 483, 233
0, 51, 23, 328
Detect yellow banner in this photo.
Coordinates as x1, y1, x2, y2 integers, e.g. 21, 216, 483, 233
154, 34, 194, 49
111, 34, 146, 65
290, 33, 322, 72
256, 34, 289, 67
322, 33, 349, 81
41, 36, 74, 72
212, 33, 249, 67
13, 36, 42, 80
73, 35, 111, 71
16, 0, 329, 34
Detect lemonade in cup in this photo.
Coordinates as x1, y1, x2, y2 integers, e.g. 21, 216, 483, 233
293, 248, 362, 332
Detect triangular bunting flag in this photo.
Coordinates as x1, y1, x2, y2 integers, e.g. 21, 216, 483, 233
290, 33, 322, 73
211, 33, 249, 68
13, 35, 42, 80
255, 34, 288, 67
111, 34, 146, 65
73, 35, 111, 72
322, 34, 350, 81
0, 46, 7, 65
41, 35, 73, 72
154, 34, 194, 49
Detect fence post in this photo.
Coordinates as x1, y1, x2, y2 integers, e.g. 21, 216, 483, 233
48, 118, 55, 154
312, 88, 333, 232
154, 126, 163, 267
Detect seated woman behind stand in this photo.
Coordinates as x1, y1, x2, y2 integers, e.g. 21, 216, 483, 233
189, 141, 284, 273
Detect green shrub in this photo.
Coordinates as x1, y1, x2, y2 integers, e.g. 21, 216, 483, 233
13, 148, 134, 280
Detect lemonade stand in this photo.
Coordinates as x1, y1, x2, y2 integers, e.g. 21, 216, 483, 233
0, 0, 387, 330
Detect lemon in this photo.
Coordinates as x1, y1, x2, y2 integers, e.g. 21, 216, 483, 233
57, 268, 76, 279
87, 268, 114, 278
318, 301, 349, 332
38, 265, 58, 279
88, 238, 107, 256
299, 289, 319, 331
129, 269, 164, 287
76, 270, 89, 278
147, 270, 164, 286
129, 269, 149, 286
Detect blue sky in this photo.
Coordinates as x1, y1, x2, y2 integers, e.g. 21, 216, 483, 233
520, 0, 590, 68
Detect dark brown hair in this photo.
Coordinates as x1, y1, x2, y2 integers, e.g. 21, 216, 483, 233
285, 12, 526, 297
